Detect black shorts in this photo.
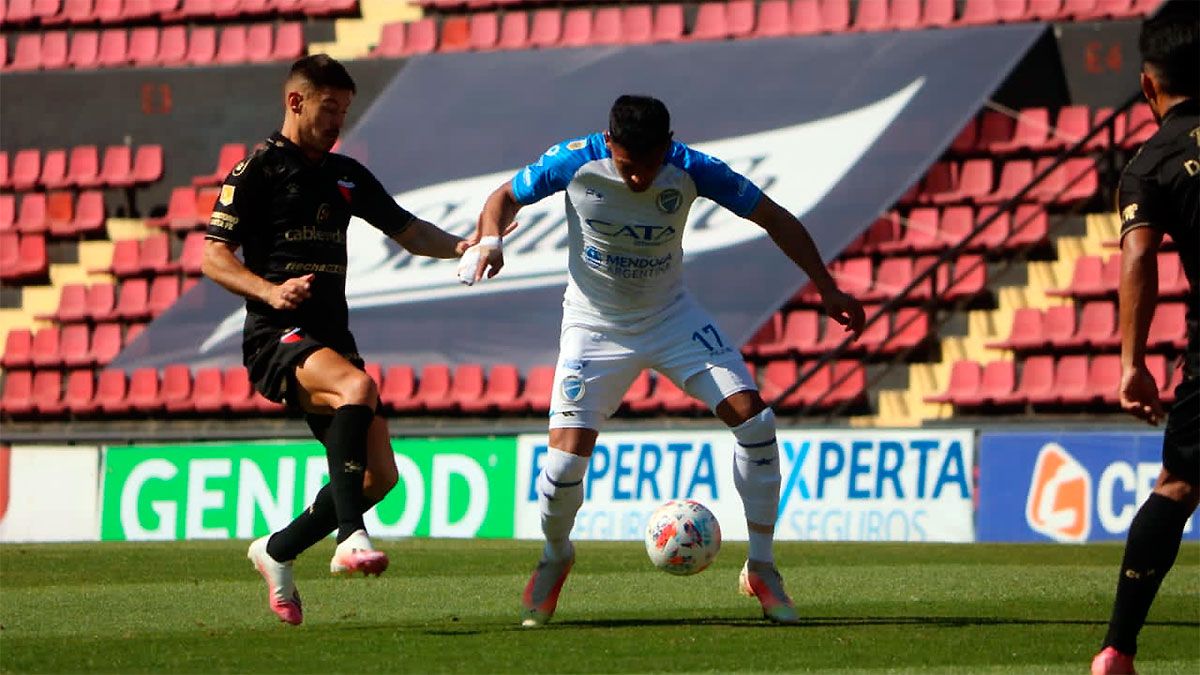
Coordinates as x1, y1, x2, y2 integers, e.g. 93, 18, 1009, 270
1162, 375, 1199, 486
243, 324, 363, 406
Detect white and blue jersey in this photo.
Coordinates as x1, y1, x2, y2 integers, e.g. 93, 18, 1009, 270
512, 132, 762, 331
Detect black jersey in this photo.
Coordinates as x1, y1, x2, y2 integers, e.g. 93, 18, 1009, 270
1118, 98, 1199, 374
205, 132, 416, 342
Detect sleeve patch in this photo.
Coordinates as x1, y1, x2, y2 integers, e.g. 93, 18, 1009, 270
1122, 202, 1139, 223
566, 139, 588, 151
218, 184, 236, 206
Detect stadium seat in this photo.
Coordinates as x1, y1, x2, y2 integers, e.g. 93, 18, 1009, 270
926, 360, 982, 404
60, 324, 93, 368
958, 0, 999, 24
932, 159, 992, 205
148, 276, 180, 316
864, 257, 915, 302
148, 186, 197, 229
178, 231, 205, 275
988, 307, 1045, 351
855, 310, 891, 353
85, 324, 119, 367
95, 369, 130, 414
1158, 252, 1188, 298
818, 0, 849, 31
754, 0, 789, 37
519, 365, 555, 413
788, 0, 820, 34
939, 255, 987, 302
124, 0, 163, 22
0, 152, 9, 191
222, 366, 257, 413
273, 22, 304, 60
653, 4, 684, 42
939, 206, 975, 250
1047, 255, 1103, 299
40, 146, 69, 188
1041, 355, 1090, 406
0, 195, 11, 232
742, 313, 781, 357
0, 234, 21, 280
1046, 105, 1091, 151
448, 363, 485, 411
1043, 305, 1077, 349
45, 0, 94, 26
527, 9, 562, 48
186, 26, 217, 65
94, 0, 124, 22
1147, 302, 1187, 350
414, 364, 454, 412
848, 213, 901, 254
381, 364, 418, 412
61, 189, 103, 237
918, 161, 956, 204
50, 190, 76, 234
976, 111, 1016, 153
11, 149, 41, 192
131, 145, 164, 186
759, 359, 806, 410
1027, 0, 1066, 19
560, 8, 592, 47
216, 25, 248, 64
1146, 354, 1175, 404
100, 145, 134, 188
764, 309, 820, 357
8, 34, 41, 71
41, 31, 68, 69
126, 367, 163, 413
68, 145, 101, 188
105, 239, 141, 277
87, 284, 118, 322
2, 329, 33, 369
497, 12, 529, 49
213, 0, 242, 19
192, 367, 224, 414
1121, 104, 1157, 149
887, 0, 921, 29
852, 0, 888, 31
43, 283, 89, 323
726, 0, 755, 36
161, 364, 194, 413
998, 355, 1051, 406
880, 307, 930, 353
115, 278, 151, 320
97, 29, 129, 68
1063, 0, 1102, 19
586, 7, 619, 45
68, 30, 100, 69
957, 360, 1017, 407
64, 369, 98, 416
823, 361, 866, 407
1007, 204, 1049, 248
11, 234, 48, 281
439, 16, 471, 52
128, 26, 159, 66
373, 21, 406, 57
142, 233, 179, 274
619, 369, 653, 412
1068, 301, 1119, 349
404, 18, 437, 55
2, 371, 35, 417
691, 2, 730, 41
881, 208, 939, 253
1088, 354, 1124, 406
17, 193, 49, 234
468, 12, 499, 50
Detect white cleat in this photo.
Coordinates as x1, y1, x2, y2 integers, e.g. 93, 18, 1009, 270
247, 536, 302, 625
330, 529, 389, 577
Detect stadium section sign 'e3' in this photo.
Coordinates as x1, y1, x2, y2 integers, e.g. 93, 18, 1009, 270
977, 431, 1199, 543
515, 430, 975, 543
115, 24, 1045, 372
100, 438, 516, 541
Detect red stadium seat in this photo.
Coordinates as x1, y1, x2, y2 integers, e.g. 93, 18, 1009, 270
727, 0, 755, 36
148, 276, 180, 316
41, 31, 69, 69
1007, 204, 1049, 248
1121, 103, 1157, 149
1042, 304, 1076, 349
0, 234, 21, 280
186, 26, 217, 65
497, 12, 529, 49
148, 186, 197, 229
86, 284, 117, 322
933, 159, 993, 205
691, 2, 730, 40
161, 364, 194, 413
9, 34, 41, 72
764, 309, 820, 357
1053, 355, 1094, 405
449, 364, 485, 410
405, 18, 437, 54
17, 193, 48, 234
192, 367, 224, 414
97, 29, 129, 68
0, 152, 9, 191
465, 13, 498, 50
754, 0, 789, 37
880, 208, 938, 253
1047, 255, 1104, 299
44, 173, 74, 209
999, 355, 1051, 406
1028, 0, 1066, 19
1046, 105, 1091, 151
927, 360, 983, 404
923, 0, 957, 26
216, 25, 248, 64
46, 191, 75, 237
519, 365, 555, 413
976, 111, 1016, 153
1147, 302, 1187, 350
415, 364, 454, 412
759, 359, 804, 410
94, 0, 123, 22
124, 0, 163, 21
126, 367, 163, 413
970, 206, 1011, 250
213, 0, 242, 18
11, 149, 41, 192
141, 233, 178, 274
373, 21, 406, 57
947, 119, 978, 156
68, 30, 100, 69
824, 361, 866, 407
818, 0, 849, 32
888, 0, 921, 29
29, 365, 64, 415
478, 364, 522, 413
1088, 354, 1124, 406
939, 206, 975, 250
16, 234, 48, 281
100, 145, 134, 188
2, 371, 35, 417
864, 257, 914, 302
880, 307, 929, 353
789, 0, 821, 34
0, 195, 12, 232
528, 9, 562, 48
64, 145, 100, 189
95, 369, 130, 414
653, 4, 684, 42
918, 161, 956, 204
60, 323, 93, 368
89, 323, 123, 365
45, 0, 95, 26
1146, 354, 1175, 404
957, 360, 1017, 407
1157, 251, 1188, 298
560, 8, 592, 47
988, 307, 1045, 351
132, 145, 164, 185
179, 231, 205, 275
2, 329, 33, 369
115, 278, 151, 321
64, 369, 98, 416
741, 313, 781, 357
44, 283, 89, 323
273, 22, 304, 60
105, 239, 141, 277
1063, 0, 1101, 19
620, 369, 653, 412
129, 26, 159, 66
382, 364, 418, 412
223, 366, 257, 414
959, 0, 999, 25
855, 310, 891, 353
939, 255, 986, 301
1068, 301, 1119, 349
590, 7, 620, 45
852, 0, 888, 31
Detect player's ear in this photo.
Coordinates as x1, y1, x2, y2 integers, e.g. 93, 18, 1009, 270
287, 90, 304, 114
1139, 69, 1157, 109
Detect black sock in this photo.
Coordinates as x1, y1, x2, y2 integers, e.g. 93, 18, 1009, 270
323, 403, 374, 542
266, 484, 382, 562
1102, 493, 1193, 655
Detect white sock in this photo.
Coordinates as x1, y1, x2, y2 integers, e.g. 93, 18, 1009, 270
538, 447, 589, 561
731, 408, 781, 565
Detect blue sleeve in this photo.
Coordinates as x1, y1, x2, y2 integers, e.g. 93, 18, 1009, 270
511, 134, 605, 205
669, 143, 762, 217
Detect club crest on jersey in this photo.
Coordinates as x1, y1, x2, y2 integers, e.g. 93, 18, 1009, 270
337, 179, 355, 203
317, 203, 332, 224
656, 188, 682, 214
560, 374, 586, 402
1122, 203, 1138, 222
280, 328, 305, 344
218, 184, 236, 206
566, 139, 588, 151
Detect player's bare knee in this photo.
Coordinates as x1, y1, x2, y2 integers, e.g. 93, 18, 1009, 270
1154, 472, 1198, 510
717, 390, 768, 427
338, 370, 378, 408
362, 468, 397, 502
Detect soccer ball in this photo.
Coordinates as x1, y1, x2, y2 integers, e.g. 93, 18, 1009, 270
644, 499, 721, 576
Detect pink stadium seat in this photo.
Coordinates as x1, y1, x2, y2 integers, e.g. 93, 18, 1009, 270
187, 26, 217, 65
94, 0, 124, 22
178, 231, 205, 275
518, 365, 554, 413
959, 0, 998, 25
1047, 255, 1103, 299
1121, 103, 1156, 149
439, 16, 471, 52
759, 360, 799, 411
194, 143, 245, 187
854, 309, 890, 353
824, 360, 865, 407
9, 34, 41, 71
245, 23, 273, 62
68, 30, 100, 69
619, 370, 653, 412
129, 26, 159, 66
148, 276, 180, 316
1146, 354, 1174, 404
216, 25, 248, 64
819, 0, 849, 32
39, 149, 69, 190
89, 323, 123, 366
0, 195, 11, 232
123, 0, 162, 21
68, 145, 101, 188
888, 0, 921, 29
529, 9, 562, 48
192, 367, 224, 414
373, 21, 406, 57
169, 0, 217, 21
918, 161, 956, 204
1148, 302, 1187, 350
146, 186, 194, 229
590, 7, 620, 45
2, 371, 35, 417
939, 205, 975, 250
1048, 355, 1091, 406
477, 364, 522, 413
988, 307, 1045, 351
880, 208, 937, 253
1063, 0, 1101, 19
922, 0, 956, 25
852, 0, 888, 31
948, 119, 978, 155
976, 111, 1016, 152
415, 364, 454, 413
754, 0, 789, 37
97, 29, 129, 68
31, 370, 65, 416
193, 187, 219, 229
466, 13, 498, 50
864, 257, 913, 302
2, 329, 33, 369
1028, 0, 1066, 19
1007, 203, 1048, 248
44, 283, 89, 323
560, 8, 592, 47
0, 152, 9, 191
957, 360, 1017, 407
41, 31, 69, 69
222, 366, 257, 414
448, 364, 485, 411
12, 149, 41, 192
64, 370, 98, 416
995, 107, 1051, 153
100, 145, 134, 188
880, 307, 929, 352
981, 159, 1032, 204
105, 239, 141, 277
404, 18, 437, 54
970, 207, 1010, 250
790, 0, 821, 34
833, 256, 874, 298
997, 355, 1050, 406
45, 0, 94, 26
940, 255, 987, 301
273, 22, 304, 60
741, 313, 780, 358
1158, 252, 1187, 298
691, 2, 728, 40
60, 324, 93, 368
1068, 300, 1119, 349
46, 191, 74, 237
1042, 304, 1076, 349
95, 369, 129, 414
132, 144, 163, 184
653, 4, 684, 42
0, 234, 20, 281
382, 364, 419, 412
1046, 105, 1091, 150
86, 284, 117, 322
1091, 354, 1124, 405
161, 364, 194, 413
213, 0, 242, 18
141, 234, 178, 274
1047, 158, 1098, 204
127, 367, 163, 413
497, 12, 529, 49
115, 278, 151, 321
727, 0, 756, 37
17, 193, 48, 234
16, 234, 48, 280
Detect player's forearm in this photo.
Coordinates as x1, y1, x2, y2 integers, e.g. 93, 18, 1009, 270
480, 184, 521, 239
394, 219, 466, 259
1119, 246, 1158, 369
201, 241, 275, 305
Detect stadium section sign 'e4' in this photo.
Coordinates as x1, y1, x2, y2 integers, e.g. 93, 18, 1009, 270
100, 438, 516, 541
515, 429, 974, 543
977, 431, 1198, 543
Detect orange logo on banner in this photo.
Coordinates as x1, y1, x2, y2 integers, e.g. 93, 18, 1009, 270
1025, 443, 1091, 543
0, 445, 10, 523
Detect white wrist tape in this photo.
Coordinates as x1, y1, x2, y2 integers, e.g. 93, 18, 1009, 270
456, 237, 502, 286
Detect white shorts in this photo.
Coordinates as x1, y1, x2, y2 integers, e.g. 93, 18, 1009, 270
549, 296, 756, 430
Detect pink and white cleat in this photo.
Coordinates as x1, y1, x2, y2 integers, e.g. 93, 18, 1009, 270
520, 543, 575, 627
738, 560, 800, 624
1091, 646, 1137, 675
330, 529, 389, 577
247, 535, 302, 625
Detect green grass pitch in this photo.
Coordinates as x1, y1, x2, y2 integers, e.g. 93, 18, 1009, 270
1, 540, 1196, 673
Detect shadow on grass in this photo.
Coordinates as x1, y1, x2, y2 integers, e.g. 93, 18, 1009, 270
553, 616, 1200, 630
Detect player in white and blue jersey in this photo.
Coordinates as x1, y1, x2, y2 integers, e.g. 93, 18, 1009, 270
468, 95, 865, 627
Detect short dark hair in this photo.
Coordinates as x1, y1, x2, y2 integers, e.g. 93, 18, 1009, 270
287, 54, 357, 95
1139, 1, 1198, 98
608, 95, 672, 155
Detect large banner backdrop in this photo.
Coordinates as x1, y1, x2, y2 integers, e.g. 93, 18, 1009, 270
117, 25, 1045, 371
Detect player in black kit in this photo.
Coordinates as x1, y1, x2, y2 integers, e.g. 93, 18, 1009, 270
203, 55, 483, 626
1092, 4, 1198, 674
